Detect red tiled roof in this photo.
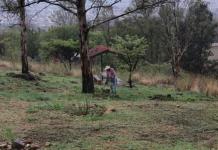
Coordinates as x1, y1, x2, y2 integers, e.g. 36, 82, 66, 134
89, 45, 111, 57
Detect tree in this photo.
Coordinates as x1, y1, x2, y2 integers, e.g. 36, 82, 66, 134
159, 1, 190, 77
40, 0, 169, 93
1, 0, 29, 74
27, 29, 41, 59
40, 39, 79, 70
181, 1, 217, 73
2, 0, 169, 93
42, 25, 79, 41
93, 1, 114, 46
49, 9, 78, 26
0, 28, 20, 60
112, 35, 147, 88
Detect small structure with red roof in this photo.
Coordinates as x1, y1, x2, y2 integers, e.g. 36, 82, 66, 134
88, 45, 111, 58
88, 45, 114, 72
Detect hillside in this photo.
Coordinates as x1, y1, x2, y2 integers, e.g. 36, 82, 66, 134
0, 66, 217, 149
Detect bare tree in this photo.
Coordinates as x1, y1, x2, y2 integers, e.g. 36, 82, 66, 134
93, 1, 114, 46
49, 8, 78, 26
159, 0, 191, 77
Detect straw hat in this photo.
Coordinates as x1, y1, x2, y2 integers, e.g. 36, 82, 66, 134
104, 66, 110, 71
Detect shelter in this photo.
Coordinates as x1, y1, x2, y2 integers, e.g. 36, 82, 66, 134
88, 45, 114, 71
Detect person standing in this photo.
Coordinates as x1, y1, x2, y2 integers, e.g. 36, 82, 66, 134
105, 66, 117, 95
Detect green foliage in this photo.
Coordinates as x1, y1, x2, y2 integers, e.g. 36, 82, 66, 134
0, 69, 217, 149
113, 15, 169, 63
42, 25, 79, 41
40, 39, 79, 70
27, 102, 64, 113
0, 29, 20, 60
112, 35, 147, 58
89, 31, 106, 48
112, 35, 148, 87
40, 39, 79, 60
181, 1, 217, 73
27, 29, 41, 59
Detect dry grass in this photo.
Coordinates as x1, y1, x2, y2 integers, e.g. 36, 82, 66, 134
1, 59, 218, 97
176, 74, 218, 97
30, 62, 81, 77
199, 77, 218, 96
0, 60, 81, 78
30, 61, 102, 78
132, 72, 173, 86
0, 60, 20, 70
133, 72, 218, 97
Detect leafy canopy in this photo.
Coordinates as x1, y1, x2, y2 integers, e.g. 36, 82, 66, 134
40, 39, 79, 61
112, 35, 148, 88
112, 35, 147, 66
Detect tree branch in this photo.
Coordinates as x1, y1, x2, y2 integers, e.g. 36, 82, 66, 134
88, 0, 169, 30
86, 0, 120, 12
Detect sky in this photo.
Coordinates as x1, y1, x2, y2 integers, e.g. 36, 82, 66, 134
206, 0, 218, 9
27, 0, 131, 27
1, 0, 218, 28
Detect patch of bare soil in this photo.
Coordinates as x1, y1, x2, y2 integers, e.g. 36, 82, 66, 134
0, 101, 33, 141
133, 102, 218, 149
0, 101, 28, 124
24, 123, 123, 143
134, 124, 182, 143
4, 100, 217, 149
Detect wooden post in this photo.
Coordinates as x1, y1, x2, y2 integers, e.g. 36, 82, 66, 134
101, 54, 103, 72
101, 54, 103, 80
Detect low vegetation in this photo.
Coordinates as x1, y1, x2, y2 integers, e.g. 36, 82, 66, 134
0, 0, 218, 149
0, 62, 217, 149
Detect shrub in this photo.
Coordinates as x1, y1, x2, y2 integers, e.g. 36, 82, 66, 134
64, 102, 106, 116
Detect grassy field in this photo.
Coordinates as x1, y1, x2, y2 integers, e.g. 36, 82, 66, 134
0, 69, 218, 150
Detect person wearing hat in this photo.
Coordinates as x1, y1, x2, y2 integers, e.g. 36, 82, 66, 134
104, 66, 117, 95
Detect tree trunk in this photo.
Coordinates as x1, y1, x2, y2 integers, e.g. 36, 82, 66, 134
128, 70, 133, 88
174, 60, 180, 77
77, 0, 94, 93
171, 57, 180, 78
19, 0, 29, 74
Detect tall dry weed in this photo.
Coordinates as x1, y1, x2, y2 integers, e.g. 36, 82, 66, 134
133, 72, 218, 97
175, 74, 218, 97
132, 72, 173, 86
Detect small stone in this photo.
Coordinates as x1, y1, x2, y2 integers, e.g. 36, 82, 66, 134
176, 105, 180, 108
0, 143, 8, 148
26, 144, 31, 148
7, 144, 12, 150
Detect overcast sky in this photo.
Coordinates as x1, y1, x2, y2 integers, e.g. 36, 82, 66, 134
1, 0, 218, 28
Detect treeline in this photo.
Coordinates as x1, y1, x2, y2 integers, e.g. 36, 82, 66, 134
0, 0, 217, 77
